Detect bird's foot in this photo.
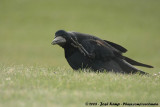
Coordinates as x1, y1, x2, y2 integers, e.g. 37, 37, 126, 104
71, 37, 90, 57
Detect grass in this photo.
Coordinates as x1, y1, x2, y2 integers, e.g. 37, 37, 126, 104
0, 65, 160, 107
0, 0, 160, 107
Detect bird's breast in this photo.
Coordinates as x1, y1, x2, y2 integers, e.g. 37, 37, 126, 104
65, 50, 91, 70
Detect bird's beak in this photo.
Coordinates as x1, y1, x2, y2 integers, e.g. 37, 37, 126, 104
51, 36, 66, 45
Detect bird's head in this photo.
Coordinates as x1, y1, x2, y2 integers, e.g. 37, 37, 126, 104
51, 30, 71, 47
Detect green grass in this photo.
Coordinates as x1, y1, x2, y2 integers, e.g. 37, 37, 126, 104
0, 65, 160, 107
0, 0, 160, 107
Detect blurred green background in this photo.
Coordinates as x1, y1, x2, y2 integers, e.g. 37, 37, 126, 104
0, 1, 160, 107
0, 0, 160, 69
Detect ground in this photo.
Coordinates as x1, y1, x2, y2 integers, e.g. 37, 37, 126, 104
0, 0, 160, 107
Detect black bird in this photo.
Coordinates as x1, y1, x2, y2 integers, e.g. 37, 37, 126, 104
51, 30, 153, 74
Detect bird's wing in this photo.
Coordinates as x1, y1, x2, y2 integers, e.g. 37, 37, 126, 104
80, 39, 121, 60
71, 32, 127, 53
103, 40, 127, 53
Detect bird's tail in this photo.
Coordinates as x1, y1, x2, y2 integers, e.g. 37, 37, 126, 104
124, 56, 153, 68
115, 58, 148, 75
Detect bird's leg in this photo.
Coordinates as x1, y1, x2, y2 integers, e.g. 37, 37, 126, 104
71, 43, 86, 56
71, 37, 91, 57
71, 37, 86, 56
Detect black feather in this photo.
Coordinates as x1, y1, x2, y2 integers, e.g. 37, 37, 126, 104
124, 56, 153, 68
104, 40, 127, 53
52, 30, 153, 75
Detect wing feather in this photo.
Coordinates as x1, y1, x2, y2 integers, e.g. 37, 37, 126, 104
104, 40, 127, 53
81, 39, 120, 60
